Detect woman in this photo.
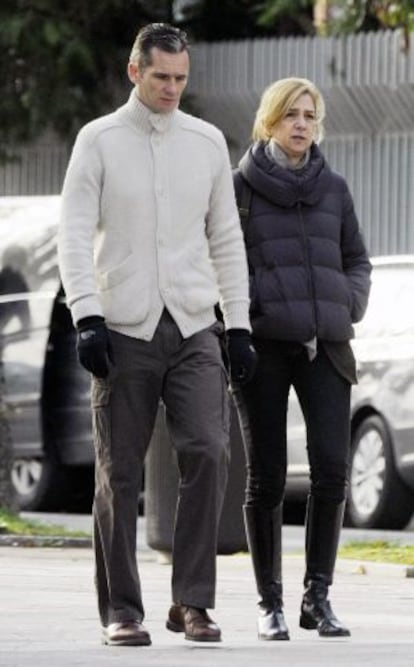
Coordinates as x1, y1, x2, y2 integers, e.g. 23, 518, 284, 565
232, 78, 371, 641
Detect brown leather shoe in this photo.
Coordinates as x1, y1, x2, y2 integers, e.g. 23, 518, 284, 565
166, 604, 221, 642
102, 620, 151, 646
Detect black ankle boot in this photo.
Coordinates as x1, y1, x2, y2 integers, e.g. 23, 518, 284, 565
243, 505, 290, 641
300, 579, 350, 637
300, 496, 351, 638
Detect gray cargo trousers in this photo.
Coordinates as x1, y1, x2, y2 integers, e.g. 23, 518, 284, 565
91, 309, 230, 626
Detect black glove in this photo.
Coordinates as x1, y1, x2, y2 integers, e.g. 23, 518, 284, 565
76, 316, 113, 379
226, 328, 257, 385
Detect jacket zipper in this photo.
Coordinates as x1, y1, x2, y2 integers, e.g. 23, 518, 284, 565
297, 201, 317, 337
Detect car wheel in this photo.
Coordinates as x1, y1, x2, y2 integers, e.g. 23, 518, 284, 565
11, 457, 56, 510
347, 415, 414, 529
11, 456, 75, 511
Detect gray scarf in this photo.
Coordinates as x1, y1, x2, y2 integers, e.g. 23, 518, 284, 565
265, 140, 310, 170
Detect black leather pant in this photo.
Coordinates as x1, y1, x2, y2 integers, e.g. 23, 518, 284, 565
233, 341, 351, 508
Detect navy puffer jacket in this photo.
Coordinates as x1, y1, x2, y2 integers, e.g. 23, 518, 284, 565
234, 141, 372, 342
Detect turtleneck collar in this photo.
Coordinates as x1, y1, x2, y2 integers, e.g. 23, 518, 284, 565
123, 88, 177, 133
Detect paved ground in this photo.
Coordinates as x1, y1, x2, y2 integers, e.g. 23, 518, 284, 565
1, 519, 414, 667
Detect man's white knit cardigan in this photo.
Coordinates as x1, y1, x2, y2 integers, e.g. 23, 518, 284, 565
58, 90, 251, 341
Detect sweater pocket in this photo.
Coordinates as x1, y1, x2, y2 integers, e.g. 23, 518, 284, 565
97, 253, 151, 325
179, 244, 220, 315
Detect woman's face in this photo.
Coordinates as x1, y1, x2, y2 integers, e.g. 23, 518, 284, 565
271, 92, 317, 164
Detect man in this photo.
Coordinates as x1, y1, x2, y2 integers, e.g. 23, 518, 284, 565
58, 23, 256, 647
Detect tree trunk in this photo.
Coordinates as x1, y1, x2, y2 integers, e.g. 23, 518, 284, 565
0, 357, 17, 512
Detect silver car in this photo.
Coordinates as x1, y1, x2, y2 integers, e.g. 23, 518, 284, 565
1, 196, 414, 528
0, 196, 94, 512
284, 255, 414, 529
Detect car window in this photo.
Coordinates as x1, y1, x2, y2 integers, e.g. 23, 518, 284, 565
355, 265, 414, 338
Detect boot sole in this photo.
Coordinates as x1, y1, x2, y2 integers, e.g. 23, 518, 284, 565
319, 628, 351, 637
166, 620, 184, 633
258, 632, 290, 641
166, 620, 221, 642
300, 615, 351, 637
102, 635, 152, 646
184, 635, 222, 642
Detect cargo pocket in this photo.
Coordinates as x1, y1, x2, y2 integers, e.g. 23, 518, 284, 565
91, 378, 111, 460
211, 322, 231, 434
221, 365, 231, 437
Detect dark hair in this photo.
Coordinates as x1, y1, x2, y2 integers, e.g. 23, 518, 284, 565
129, 23, 189, 70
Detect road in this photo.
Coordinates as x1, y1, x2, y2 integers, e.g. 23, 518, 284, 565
1, 534, 414, 667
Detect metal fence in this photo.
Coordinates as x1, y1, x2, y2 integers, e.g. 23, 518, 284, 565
187, 30, 414, 256
1, 30, 413, 256
0, 143, 69, 197
324, 132, 414, 256
188, 30, 414, 140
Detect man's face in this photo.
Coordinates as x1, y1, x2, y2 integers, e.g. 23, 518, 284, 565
128, 47, 189, 114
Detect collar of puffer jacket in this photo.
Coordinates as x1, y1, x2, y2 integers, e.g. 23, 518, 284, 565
238, 141, 328, 208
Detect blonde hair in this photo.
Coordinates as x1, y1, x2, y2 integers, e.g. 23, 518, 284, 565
252, 77, 325, 143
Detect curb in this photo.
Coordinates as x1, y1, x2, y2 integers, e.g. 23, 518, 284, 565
336, 557, 413, 578
0, 535, 92, 548
1, 537, 413, 578
225, 553, 413, 579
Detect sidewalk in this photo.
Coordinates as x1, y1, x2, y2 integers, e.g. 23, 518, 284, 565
1, 525, 414, 666
15, 511, 414, 551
